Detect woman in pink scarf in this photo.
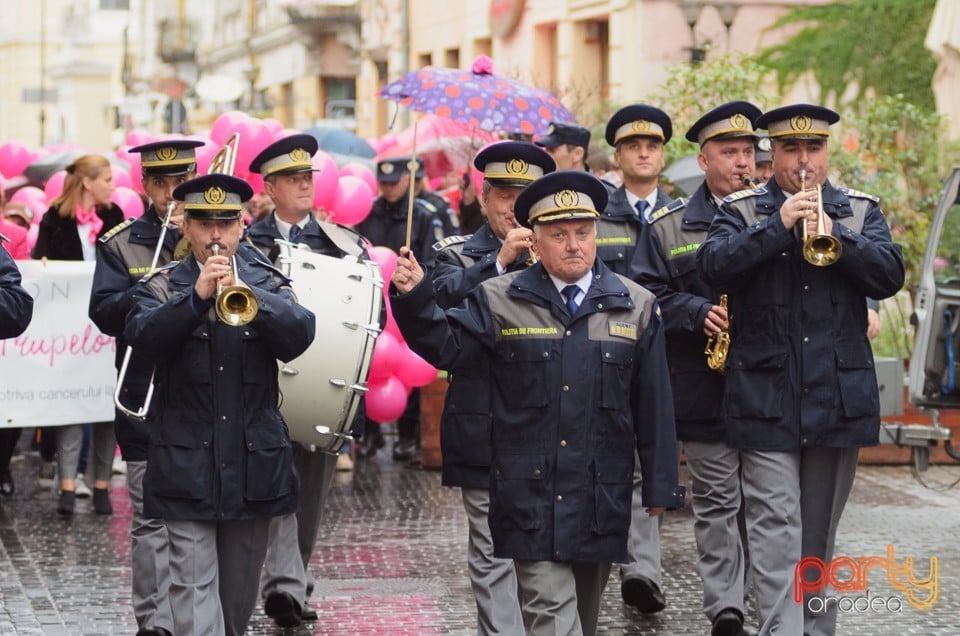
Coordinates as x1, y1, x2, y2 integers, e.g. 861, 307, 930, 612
32, 153, 124, 515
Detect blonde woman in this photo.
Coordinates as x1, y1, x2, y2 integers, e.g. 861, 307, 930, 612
32, 153, 124, 515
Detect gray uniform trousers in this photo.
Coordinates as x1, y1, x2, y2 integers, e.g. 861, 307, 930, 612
166, 517, 271, 636
126, 460, 172, 632
620, 451, 662, 587
56, 422, 116, 482
261, 443, 337, 605
516, 560, 612, 636
799, 447, 859, 636
460, 487, 524, 635
683, 440, 746, 621
740, 450, 804, 636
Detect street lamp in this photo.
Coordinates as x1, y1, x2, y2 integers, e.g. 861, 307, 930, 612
678, 1, 741, 64
679, 1, 706, 64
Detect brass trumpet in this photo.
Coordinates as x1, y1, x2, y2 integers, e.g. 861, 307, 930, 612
211, 244, 259, 326
513, 219, 538, 266
798, 169, 842, 267
704, 293, 730, 373
740, 174, 762, 188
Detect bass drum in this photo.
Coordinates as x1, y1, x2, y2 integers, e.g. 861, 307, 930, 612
275, 241, 383, 453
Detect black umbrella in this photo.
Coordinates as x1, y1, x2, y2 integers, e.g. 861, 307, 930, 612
23, 151, 131, 187
303, 127, 376, 159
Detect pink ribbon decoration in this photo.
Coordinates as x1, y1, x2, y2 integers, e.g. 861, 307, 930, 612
75, 205, 103, 244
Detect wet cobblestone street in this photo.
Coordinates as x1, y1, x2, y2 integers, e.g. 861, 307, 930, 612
0, 434, 957, 635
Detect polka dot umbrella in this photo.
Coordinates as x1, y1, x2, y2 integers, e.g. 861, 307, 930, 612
378, 55, 576, 137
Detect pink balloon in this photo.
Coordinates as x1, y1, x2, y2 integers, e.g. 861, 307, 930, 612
10, 186, 47, 220
112, 166, 133, 190
111, 186, 145, 220
339, 163, 377, 195
44, 171, 67, 201
368, 245, 398, 282
376, 134, 399, 155
328, 175, 373, 226
210, 110, 249, 145
312, 151, 339, 210
368, 331, 403, 382
381, 293, 403, 339
398, 344, 438, 388
246, 172, 265, 194
233, 118, 275, 175
262, 118, 284, 135
0, 142, 32, 177
275, 128, 302, 141
194, 140, 219, 176
115, 147, 144, 194
365, 375, 411, 423
125, 129, 152, 147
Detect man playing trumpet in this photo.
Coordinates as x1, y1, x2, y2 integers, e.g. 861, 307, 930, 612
125, 173, 315, 636
697, 104, 904, 635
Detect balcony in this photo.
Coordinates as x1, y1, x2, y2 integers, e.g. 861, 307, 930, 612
283, 0, 360, 28
157, 18, 197, 65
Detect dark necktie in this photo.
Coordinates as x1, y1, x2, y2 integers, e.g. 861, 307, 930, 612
561, 284, 580, 316
289, 225, 303, 244
635, 199, 649, 224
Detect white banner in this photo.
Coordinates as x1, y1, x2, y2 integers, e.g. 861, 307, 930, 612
0, 261, 117, 428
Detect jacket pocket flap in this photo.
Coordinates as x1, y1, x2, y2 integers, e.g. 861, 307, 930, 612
601, 341, 633, 366
594, 455, 633, 484
494, 454, 545, 480
729, 346, 787, 370
836, 345, 873, 369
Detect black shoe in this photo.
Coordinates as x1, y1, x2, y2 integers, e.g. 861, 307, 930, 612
621, 575, 665, 614
93, 488, 113, 515
711, 608, 744, 636
357, 430, 385, 458
392, 438, 418, 461
301, 605, 318, 621
264, 591, 303, 628
57, 491, 75, 515
0, 469, 14, 496
136, 628, 172, 636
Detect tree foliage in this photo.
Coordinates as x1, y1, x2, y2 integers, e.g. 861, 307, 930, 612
756, 0, 938, 111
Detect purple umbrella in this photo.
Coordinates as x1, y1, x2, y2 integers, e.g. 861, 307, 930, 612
378, 55, 576, 136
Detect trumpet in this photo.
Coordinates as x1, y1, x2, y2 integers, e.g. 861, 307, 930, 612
211, 244, 259, 326
740, 174, 762, 188
114, 200, 177, 420
704, 293, 730, 373
513, 220, 538, 266
798, 169, 842, 267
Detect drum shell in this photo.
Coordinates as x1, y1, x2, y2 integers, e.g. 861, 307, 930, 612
276, 242, 382, 452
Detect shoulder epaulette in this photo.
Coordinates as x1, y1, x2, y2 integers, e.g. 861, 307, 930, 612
141, 261, 177, 282
433, 234, 470, 251
649, 198, 687, 223
99, 217, 135, 243
839, 187, 879, 203
724, 186, 767, 203
416, 197, 438, 213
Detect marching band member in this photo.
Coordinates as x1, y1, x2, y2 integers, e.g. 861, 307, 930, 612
391, 171, 684, 636
0, 238, 32, 338
89, 138, 203, 636
633, 101, 762, 636
125, 173, 315, 636
247, 133, 368, 628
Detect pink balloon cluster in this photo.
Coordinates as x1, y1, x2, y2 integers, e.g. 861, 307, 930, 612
311, 153, 375, 227
363, 245, 438, 423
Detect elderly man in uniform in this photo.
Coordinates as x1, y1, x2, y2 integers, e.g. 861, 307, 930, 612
391, 170, 685, 636
431, 140, 554, 634
89, 138, 204, 636
633, 101, 763, 636
600, 103, 676, 614
125, 173, 315, 636
356, 157, 441, 461
697, 104, 904, 635
246, 133, 368, 628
